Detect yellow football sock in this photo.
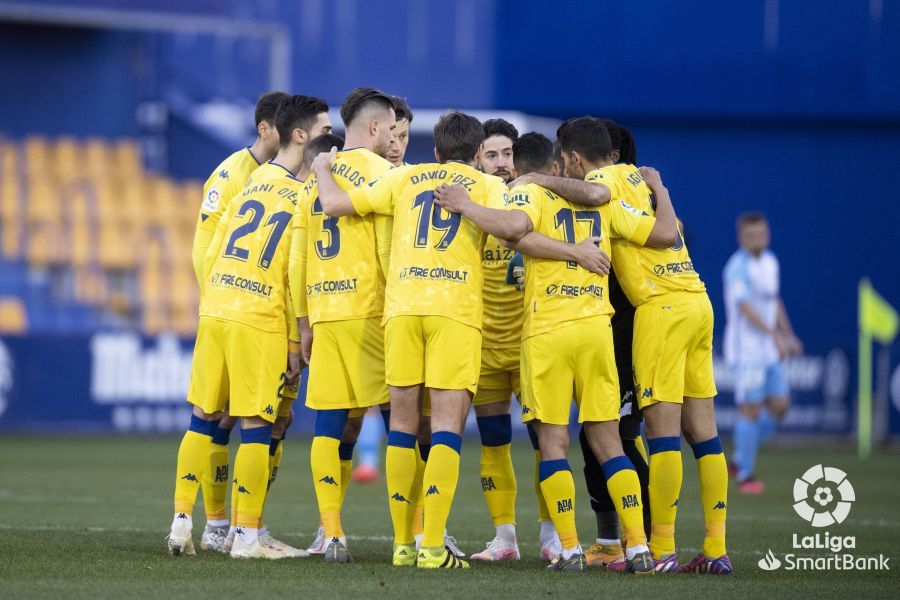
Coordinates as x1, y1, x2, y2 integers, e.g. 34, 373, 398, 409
647, 436, 682, 557
692, 436, 728, 558
386, 432, 419, 544
480, 444, 517, 526
539, 459, 578, 550
204, 438, 229, 521
257, 437, 283, 528
533, 450, 550, 522
602, 456, 647, 547
233, 426, 272, 528
634, 435, 649, 465
173, 417, 216, 514
310, 435, 344, 539
421, 432, 462, 548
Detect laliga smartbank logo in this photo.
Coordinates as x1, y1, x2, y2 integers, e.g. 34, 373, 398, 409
758, 464, 890, 572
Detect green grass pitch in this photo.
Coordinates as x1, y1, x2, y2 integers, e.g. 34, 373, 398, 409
0, 435, 896, 598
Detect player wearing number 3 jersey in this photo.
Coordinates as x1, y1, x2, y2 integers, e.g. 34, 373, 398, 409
289, 88, 397, 563
314, 111, 508, 570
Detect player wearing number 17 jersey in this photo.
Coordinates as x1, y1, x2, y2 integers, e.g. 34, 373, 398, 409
314, 110, 508, 570
567, 117, 730, 574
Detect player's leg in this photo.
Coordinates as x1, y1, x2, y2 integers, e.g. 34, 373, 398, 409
527, 422, 560, 561
535, 422, 584, 571
582, 420, 652, 575
203, 414, 234, 553
579, 425, 622, 567
757, 362, 790, 457
679, 397, 731, 574
578, 316, 652, 575
732, 364, 766, 492
471, 395, 519, 561
353, 408, 384, 484
633, 299, 689, 572
416, 316, 479, 570
679, 294, 731, 575
255, 407, 306, 557
387, 385, 423, 565
169, 317, 227, 556
227, 324, 288, 560
619, 411, 652, 540
412, 410, 429, 550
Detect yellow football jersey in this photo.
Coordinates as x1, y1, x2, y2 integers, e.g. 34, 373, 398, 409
481, 236, 523, 348
510, 182, 654, 339
193, 147, 263, 283
293, 148, 394, 325
201, 162, 299, 335
348, 161, 508, 329
585, 164, 706, 306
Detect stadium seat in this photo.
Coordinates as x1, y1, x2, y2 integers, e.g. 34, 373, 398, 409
0, 295, 27, 334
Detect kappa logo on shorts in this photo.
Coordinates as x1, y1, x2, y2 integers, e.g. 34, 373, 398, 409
264, 405, 275, 416
641, 387, 653, 399
426, 485, 440, 496
319, 475, 338, 486
180, 473, 198, 482
521, 405, 531, 415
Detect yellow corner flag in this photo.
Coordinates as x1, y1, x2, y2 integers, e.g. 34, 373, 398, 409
858, 279, 898, 459
860, 280, 899, 343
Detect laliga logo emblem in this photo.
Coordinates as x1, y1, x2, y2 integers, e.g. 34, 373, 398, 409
792, 464, 855, 527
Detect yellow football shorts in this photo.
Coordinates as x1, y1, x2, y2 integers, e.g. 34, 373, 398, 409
520, 315, 619, 426
306, 317, 388, 410
473, 346, 520, 405
187, 316, 286, 423
634, 291, 718, 408
385, 315, 481, 393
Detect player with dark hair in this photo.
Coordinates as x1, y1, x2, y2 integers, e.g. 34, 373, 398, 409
387, 96, 414, 167
174, 91, 324, 558
313, 110, 504, 570
289, 87, 396, 564
169, 94, 331, 560
467, 116, 526, 561
431, 129, 657, 573
551, 116, 731, 574
479, 118, 518, 182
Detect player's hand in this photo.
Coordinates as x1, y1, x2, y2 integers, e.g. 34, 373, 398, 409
776, 331, 803, 357
508, 173, 536, 188
433, 183, 471, 214
285, 351, 301, 386
312, 146, 338, 173
513, 265, 525, 291
300, 327, 313, 365
572, 236, 611, 275
639, 166, 663, 190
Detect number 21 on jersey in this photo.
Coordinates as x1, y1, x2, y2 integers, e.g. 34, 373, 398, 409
223, 199, 292, 269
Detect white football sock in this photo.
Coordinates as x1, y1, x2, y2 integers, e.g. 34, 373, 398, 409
496, 523, 516, 544
561, 544, 583, 560
625, 544, 649, 560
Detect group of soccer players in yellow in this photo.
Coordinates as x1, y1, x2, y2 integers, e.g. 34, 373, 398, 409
166, 87, 732, 575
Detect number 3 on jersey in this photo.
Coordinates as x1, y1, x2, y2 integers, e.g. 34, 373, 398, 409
223, 199, 292, 269
413, 190, 460, 250
311, 197, 340, 259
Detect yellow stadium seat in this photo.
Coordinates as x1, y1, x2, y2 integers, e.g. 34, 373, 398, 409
74, 267, 107, 306
24, 136, 51, 175
26, 224, 53, 267
115, 140, 143, 176
84, 138, 113, 179
54, 137, 80, 182
69, 225, 93, 268
26, 178, 59, 226
0, 297, 27, 334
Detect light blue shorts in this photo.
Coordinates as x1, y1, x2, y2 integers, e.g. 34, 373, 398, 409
734, 362, 789, 404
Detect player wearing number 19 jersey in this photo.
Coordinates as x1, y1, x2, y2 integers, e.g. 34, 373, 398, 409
315, 110, 508, 570
289, 88, 396, 564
